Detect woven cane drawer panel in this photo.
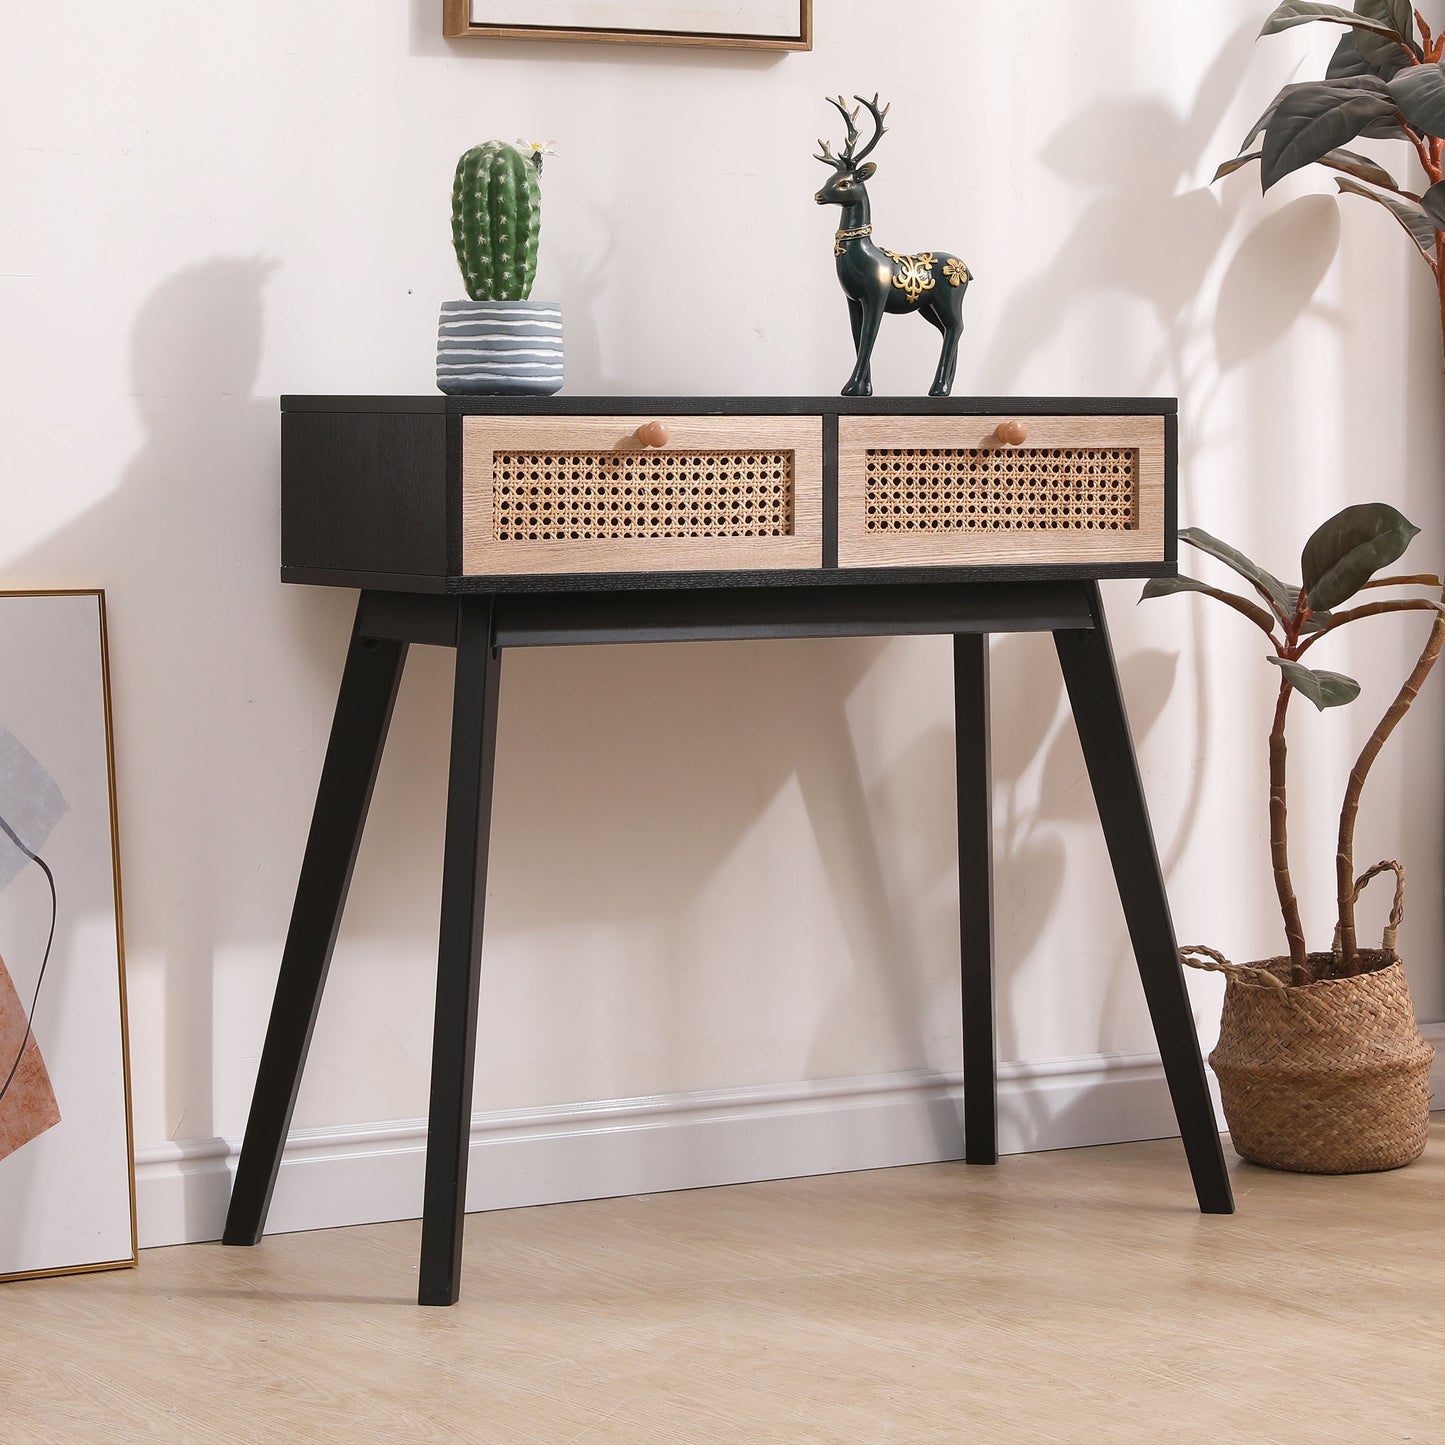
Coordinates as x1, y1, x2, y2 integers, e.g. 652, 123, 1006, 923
837, 415, 1166, 568
494, 449, 795, 541
462, 416, 823, 574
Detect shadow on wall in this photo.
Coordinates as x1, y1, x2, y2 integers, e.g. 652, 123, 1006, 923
965, 28, 1256, 1003
986, 635, 1180, 1104
477, 634, 971, 1096
975, 20, 1256, 396
952, 33, 1245, 1114
2, 260, 355, 1232
964, 18, 1352, 1109
1214, 197, 1342, 370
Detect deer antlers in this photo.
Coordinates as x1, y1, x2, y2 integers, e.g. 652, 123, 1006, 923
813, 93, 890, 171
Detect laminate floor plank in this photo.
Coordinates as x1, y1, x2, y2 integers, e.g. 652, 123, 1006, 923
7, 1123, 1443, 1443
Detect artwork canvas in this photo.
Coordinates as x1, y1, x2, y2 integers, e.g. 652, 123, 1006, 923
446, 0, 812, 47
0, 592, 134, 1282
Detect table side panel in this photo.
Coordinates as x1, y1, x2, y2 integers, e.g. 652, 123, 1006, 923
281, 411, 450, 580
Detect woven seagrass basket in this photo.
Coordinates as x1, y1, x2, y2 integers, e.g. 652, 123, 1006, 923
1183, 863, 1434, 1174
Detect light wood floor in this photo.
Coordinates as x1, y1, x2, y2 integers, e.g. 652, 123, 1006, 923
9, 1123, 1444, 1443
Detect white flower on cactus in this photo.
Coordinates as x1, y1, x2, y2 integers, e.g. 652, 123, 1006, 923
514, 139, 559, 172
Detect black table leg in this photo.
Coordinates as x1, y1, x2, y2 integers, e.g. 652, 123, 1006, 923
954, 633, 997, 1165
1053, 583, 1234, 1215
224, 596, 410, 1246
418, 596, 503, 1305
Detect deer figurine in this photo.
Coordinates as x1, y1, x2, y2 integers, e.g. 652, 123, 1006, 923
814, 94, 971, 397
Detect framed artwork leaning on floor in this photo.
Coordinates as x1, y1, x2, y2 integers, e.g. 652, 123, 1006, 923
0, 590, 134, 1283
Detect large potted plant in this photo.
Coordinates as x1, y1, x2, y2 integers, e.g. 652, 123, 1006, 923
1144, 506, 1441, 1171
1216, 1, 1445, 353
437, 139, 563, 396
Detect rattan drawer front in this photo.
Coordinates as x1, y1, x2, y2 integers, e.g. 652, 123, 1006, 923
462, 416, 823, 574
837, 415, 1166, 569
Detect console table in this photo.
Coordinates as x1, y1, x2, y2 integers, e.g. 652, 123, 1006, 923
223, 395, 1233, 1306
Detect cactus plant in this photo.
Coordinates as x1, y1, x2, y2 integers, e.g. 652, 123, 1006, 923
451, 141, 541, 303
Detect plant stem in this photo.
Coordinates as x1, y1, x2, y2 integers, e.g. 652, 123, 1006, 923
1268, 675, 1308, 981
1335, 610, 1445, 970
1438, 231, 1445, 363
1360, 574, 1444, 589
1298, 597, 1445, 654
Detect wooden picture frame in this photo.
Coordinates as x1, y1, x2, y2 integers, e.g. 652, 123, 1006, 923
0, 591, 135, 1283
443, 0, 812, 49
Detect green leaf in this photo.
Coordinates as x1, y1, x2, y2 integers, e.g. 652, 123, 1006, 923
1356, 110, 1409, 141
1301, 502, 1420, 611
1180, 527, 1300, 620
1388, 62, 1445, 138
1351, 0, 1418, 66
1260, 1, 1412, 40
1379, 0, 1415, 38
1422, 180, 1445, 228
1242, 94, 1285, 151
1335, 177, 1439, 256
1236, 141, 1406, 195
1327, 30, 1370, 78
1140, 575, 1279, 632
1243, 78, 1402, 152
1316, 146, 1401, 189
1326, 29, 1404, 79
1357, 0, 1418, 44
1354, 22, 1415, 68
1260, 78, 1400, 190
1214, 151, 1261, 182
1267, 656, 1362, 709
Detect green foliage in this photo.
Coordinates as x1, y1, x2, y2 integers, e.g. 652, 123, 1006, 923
1142, 506, 1443, 973
1199, 8, 1445, 972
1301, 502, 1419, 610
1266, 656, 1361, 708
1176, 525, 1299, 619
1333, 177, 1438, 252
1259, 2, 1407, 43
1222, 5, 1445, 355
1149, 506, 1429, 664
451, 141, 542, 303
1141, 573, 1280, 631
1257, 79, 1398, 190
1389, 60, 1445, 132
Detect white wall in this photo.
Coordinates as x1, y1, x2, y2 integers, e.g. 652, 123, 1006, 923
4, 2, 1443, 1246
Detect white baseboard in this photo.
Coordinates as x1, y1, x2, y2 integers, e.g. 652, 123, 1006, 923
134, 1022, 1445, 1250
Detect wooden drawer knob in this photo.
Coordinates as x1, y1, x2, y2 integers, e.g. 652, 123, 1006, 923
635, 421, 671, 448
994, 420, 1028, 446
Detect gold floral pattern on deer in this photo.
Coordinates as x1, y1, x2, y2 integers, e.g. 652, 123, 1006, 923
883, 250, 937, 304
942, 257, 970, 287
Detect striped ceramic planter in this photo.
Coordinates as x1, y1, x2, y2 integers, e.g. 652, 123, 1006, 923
436, 299, 564, 396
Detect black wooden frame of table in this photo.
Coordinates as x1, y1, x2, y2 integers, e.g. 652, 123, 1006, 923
221, 577, 1234, 1307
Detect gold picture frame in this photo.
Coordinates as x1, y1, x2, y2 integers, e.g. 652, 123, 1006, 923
444, 0, 812, 49
0, 590, 135, 1284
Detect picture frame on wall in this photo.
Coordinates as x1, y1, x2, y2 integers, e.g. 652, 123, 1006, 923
0, 590, 135, 1284
443, 0, 812, 49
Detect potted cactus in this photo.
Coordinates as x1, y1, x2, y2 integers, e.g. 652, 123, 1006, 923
437, 139, 562, 396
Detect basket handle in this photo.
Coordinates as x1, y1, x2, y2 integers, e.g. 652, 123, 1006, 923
1330, 859, 1405, 956
1178, 944, 1288, 990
